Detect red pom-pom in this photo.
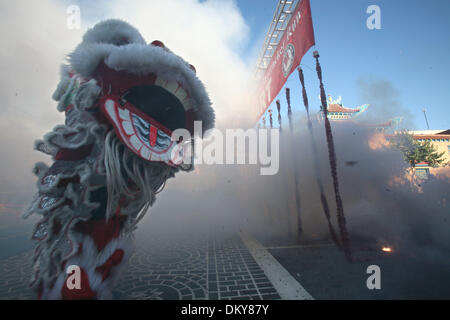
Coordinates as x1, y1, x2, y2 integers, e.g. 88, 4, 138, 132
150, 40, 165, 48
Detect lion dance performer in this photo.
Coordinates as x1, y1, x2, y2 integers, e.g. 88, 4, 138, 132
24, 19, 214, 299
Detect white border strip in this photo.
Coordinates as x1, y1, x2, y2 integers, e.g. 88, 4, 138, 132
239, 232, 314, 300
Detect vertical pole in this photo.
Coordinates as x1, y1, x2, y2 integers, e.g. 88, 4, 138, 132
423, 108, 430, 130
313, 51, 352, 262
297, 67, 340, 248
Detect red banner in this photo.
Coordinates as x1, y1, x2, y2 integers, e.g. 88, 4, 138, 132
255, 0, 315, 123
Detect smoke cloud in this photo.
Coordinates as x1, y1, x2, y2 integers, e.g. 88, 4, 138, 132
145, 118, 450, 267
0, 0, 84, 209
356, 77, 415, 130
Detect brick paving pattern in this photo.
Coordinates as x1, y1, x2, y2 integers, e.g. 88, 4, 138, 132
0, 232, 281, 300
0, 251, 34, 300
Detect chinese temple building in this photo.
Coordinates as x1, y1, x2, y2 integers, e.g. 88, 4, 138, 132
320, 95, 369, 121
318, 95, 404, 132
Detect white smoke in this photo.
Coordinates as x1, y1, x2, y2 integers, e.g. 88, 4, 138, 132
0, 0, 83, 198
0, 0, 255, 203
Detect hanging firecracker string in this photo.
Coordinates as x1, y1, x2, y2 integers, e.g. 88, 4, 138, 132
286, 88, 293, 132
276, 100, 282, 132
285, 87, 303, 237
313, 51, 352, 262
297, 66, 341, 249
268, 109, 273, 129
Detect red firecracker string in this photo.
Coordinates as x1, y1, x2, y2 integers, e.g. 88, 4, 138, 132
313, 51, 352, 262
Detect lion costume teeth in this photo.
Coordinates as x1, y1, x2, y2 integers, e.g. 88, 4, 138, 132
25, 19, 214, 300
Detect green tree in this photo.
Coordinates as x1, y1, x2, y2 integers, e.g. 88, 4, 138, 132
390, 131, 446, 167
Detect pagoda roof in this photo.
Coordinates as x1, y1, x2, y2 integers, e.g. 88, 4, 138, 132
327, 104, 360, 113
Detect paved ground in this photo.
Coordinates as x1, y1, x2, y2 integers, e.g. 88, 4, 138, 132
267, 242, 450, 299
0, 231, 282, 300
113, 232, 281, 300
0, 251, 34, 300
2, 219, 450, 300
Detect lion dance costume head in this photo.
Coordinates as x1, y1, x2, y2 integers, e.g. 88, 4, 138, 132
24, 19, 214, 299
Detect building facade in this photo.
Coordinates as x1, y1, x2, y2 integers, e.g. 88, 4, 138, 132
409, 129, 450, 177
